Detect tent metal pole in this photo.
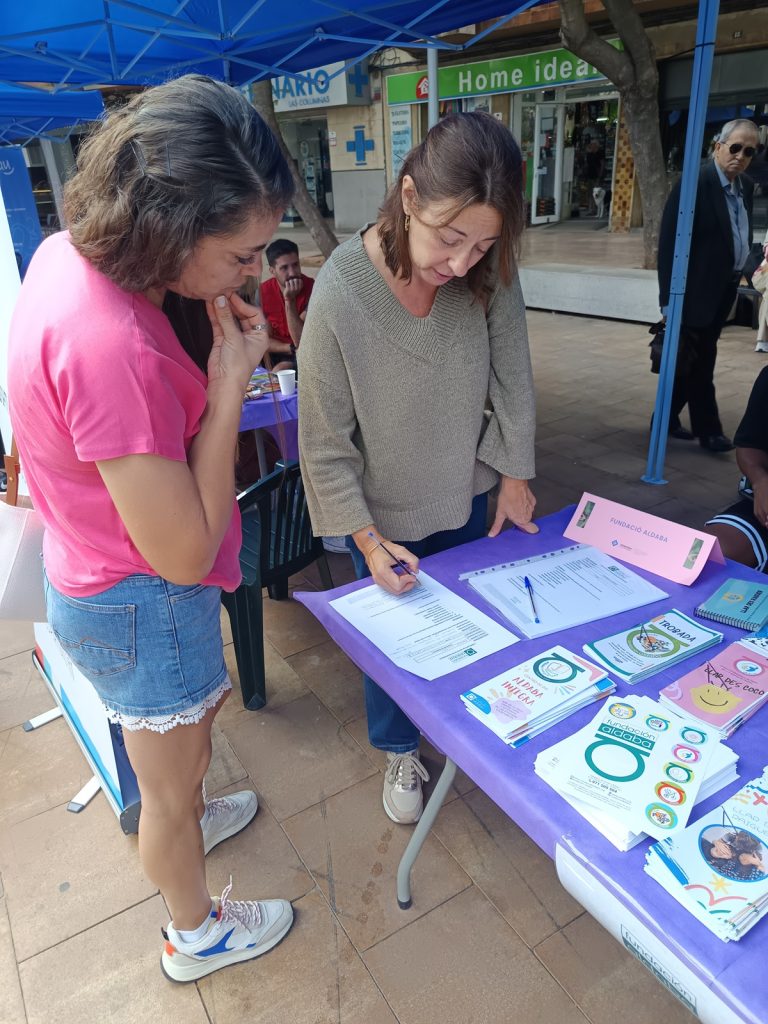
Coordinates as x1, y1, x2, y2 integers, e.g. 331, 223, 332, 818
427, 44, 438, 128
642, 0, 720, 484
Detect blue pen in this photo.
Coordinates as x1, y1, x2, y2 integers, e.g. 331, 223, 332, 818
523, 575, 540, 623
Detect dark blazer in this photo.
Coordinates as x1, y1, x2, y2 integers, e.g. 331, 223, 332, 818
658, 160, 754, 329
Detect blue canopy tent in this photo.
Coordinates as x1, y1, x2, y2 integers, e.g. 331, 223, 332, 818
0, 0, 724, 483
0, 83, 104, 144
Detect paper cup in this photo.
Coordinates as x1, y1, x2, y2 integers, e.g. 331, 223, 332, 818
276, 369, 296, 396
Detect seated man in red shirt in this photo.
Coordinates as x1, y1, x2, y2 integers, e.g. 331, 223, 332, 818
260, 239, 314, 369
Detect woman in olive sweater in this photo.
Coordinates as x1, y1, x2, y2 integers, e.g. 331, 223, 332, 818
299, 112, 537, 824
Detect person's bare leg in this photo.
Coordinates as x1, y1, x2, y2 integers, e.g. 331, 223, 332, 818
705, 523, 759, 568
122, 692, 228, 931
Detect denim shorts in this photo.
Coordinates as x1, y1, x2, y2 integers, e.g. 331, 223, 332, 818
44, 573, 231, 732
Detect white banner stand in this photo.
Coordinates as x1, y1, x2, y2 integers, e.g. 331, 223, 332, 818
0, 187, 140, 833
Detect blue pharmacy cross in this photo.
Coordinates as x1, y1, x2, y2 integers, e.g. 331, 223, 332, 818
346, 126, 374, 165
347, 63, 369, 97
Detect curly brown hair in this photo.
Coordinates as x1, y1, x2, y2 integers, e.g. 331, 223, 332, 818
378, 112, 524, 303
64, 75, 293, 293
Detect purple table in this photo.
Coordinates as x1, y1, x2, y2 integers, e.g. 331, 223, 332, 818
297, 507, 767, 1024
239, 390, 298, 475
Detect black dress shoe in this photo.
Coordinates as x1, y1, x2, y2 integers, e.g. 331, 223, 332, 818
699, 434, 735, 453
669, 426, 695, 440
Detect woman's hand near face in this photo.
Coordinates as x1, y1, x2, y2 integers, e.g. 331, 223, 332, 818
205, 292, 270, 394
488, 477, 538, 538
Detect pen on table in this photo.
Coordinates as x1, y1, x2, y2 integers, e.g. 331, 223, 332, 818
367, 531, 420, 586
523, 575, 540, 623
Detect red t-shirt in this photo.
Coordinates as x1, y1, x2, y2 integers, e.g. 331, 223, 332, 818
260, 274, 314, 344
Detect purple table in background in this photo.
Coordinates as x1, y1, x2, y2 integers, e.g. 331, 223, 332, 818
297, 507, 767, 1024
239, 390, 298, 475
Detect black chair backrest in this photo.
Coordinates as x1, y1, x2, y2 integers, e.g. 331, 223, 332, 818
237, 461, 322, 588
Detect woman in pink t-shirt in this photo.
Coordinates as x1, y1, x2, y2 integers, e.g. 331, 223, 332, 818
8, 76, 295, 982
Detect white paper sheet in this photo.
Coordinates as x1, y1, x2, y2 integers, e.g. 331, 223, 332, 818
466, 545, 668, 638
330, 571, 518, 680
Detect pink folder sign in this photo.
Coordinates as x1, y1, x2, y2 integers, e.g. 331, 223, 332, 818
564, 493, 724, 585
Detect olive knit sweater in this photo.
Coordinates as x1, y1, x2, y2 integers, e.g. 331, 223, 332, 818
298, 230, 536, 542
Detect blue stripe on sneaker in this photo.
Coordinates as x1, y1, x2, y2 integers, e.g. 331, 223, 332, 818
197, 927, 236, 956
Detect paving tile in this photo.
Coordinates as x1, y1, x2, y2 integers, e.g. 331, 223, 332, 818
0, 620, 37, 660
287, 638, 366, 724
0, 718, 93, 828
0, 792, 154, 960
0, 897, 25, 1024
221, 636, 308, 716
222, 692, 376, 821
431, 790, 582, 948
18, 896, 209, 1024
363, 886, 587, 1024
0, 649, 56, 733
261, 592, 330, 658
343, 715, 474, 802
198, 888, 397, 1024
205, 720, 249, 794
535, 913, 697, 1024
283, 773, 471, 952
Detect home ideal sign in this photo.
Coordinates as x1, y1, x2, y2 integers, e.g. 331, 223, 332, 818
387, 45, 614, 105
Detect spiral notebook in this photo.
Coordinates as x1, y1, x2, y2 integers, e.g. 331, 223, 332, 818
694, 578, 768, 631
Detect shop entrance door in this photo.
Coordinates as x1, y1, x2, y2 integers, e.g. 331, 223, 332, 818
531, 103, 564, 225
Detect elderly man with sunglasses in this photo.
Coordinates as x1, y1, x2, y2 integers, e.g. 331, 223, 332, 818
658, 118, 759, 453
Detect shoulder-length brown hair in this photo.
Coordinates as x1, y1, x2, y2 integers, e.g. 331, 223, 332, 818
378, 112, 524, 302
64, 75, 293, 293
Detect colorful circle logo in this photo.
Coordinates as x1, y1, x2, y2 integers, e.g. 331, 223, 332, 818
672, 744, 701, 763
646, 715, 669, 731
735, 659, 762, 676
608, 702, 636, 720
628, 628, 679, 658
665, 763, 693, 784
533, 656, 579, 683
680, 727, 707, 745
655, 781, 686, 806
646, 804, 679, 829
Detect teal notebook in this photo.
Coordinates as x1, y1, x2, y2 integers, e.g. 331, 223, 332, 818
694, 577, 768, 630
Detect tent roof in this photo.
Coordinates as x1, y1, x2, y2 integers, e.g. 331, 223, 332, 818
0, 83, 104, 144
0, 1, 541, 88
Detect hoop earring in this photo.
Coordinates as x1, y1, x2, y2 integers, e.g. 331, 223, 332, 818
404, 213, 411, 232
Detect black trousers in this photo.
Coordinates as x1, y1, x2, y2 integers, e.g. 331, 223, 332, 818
671, 282, 738, 437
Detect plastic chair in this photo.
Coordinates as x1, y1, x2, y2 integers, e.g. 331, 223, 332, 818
221, 460, 333, 709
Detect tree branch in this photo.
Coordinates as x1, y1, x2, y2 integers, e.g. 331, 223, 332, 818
602, 0, 658, 75
558, 0, 633, 90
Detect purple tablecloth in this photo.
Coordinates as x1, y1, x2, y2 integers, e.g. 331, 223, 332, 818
296, 507, 767, 1023
239, 390, 298, 462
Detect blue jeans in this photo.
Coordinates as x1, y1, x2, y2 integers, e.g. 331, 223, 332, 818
346, 493, 488, 752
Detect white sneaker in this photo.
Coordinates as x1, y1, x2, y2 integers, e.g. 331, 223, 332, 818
162, 879, 294, 982
201, 790, 258, 855
383, 751, 429, 824
756, 341, 768, 353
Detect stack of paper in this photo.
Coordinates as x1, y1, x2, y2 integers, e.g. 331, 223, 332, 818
460, 646, 615, 748
584, 610, 723, 684
659, 641, 768, 738
645, 769, 768, 941
535, 695, 736, 846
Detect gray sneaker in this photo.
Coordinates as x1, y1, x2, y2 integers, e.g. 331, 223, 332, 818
383, 751, 429, 824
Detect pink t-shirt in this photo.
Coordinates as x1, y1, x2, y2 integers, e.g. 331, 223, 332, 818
8, 232, 242, 597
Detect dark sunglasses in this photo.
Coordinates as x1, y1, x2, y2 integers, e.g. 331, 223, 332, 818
725, 142, 756, 158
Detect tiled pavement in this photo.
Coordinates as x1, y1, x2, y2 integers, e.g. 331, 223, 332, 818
1, 295, 764, 1022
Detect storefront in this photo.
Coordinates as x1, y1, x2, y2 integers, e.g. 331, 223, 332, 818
266, 59, 383, 231
385, 45, 621, 227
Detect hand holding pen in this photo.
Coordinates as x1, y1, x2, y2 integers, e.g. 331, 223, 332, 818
356, 529, 420, 595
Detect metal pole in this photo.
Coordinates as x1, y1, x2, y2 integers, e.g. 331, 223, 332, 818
643, 0, 720, 484
427, 43, 438, 129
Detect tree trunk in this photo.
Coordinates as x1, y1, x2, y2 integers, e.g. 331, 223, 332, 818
558, 0, 667, 268
250, 80, 339, 259
619, 90, 667, 270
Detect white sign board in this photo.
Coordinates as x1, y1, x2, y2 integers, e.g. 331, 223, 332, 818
272, 61, 370, 113
389, 105, 412, 180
